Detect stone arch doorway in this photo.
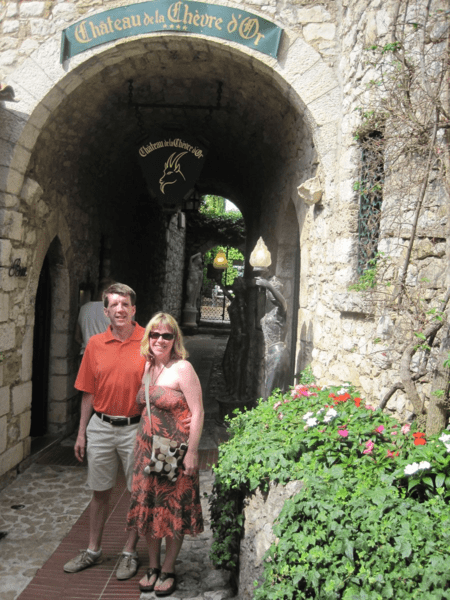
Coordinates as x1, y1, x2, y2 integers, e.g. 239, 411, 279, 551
31, 236, 71, 440
31, 253, 51, 436
0, 19, 341, 469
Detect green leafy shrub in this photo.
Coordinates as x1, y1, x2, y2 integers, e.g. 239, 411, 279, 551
210, 382, 450, 597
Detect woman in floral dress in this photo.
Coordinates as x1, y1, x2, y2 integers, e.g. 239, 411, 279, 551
127, 312, 204, 597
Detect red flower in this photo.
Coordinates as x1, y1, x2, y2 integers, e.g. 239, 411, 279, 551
413, 432, 426, 438
354, 397, 361, 408
414, 438, 426, 446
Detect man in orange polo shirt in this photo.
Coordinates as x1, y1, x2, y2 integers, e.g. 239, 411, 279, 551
64, 283, 146, 580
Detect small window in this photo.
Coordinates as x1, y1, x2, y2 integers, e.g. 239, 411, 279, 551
357, 131, 384, 275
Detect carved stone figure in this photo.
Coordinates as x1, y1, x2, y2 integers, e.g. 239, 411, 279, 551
185, 252, 203, 309
255, 276, 290, 400
222, 277, 248, 400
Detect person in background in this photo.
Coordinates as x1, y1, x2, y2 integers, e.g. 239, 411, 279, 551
64, 283, 146, 581
75, 278, 115, 356
127, 312, 204, 597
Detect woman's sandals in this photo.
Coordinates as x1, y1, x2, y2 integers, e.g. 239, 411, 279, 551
154, 572, 177, 597
139, 567, 161, 592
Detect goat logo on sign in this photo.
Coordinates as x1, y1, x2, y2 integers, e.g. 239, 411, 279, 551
159, 152, 187, 194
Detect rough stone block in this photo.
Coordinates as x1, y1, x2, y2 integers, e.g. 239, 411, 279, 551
0, 386, 9, 417
307, 86, 341, 126
0, 168, 23, 198
48, 400, 68, 424
2, 21, 19, 34
0, 192, 18, 208
298, 6, 331, 22
21, 325, 33, 382
19, 1, 45, 17
0, 442, 24, 477
30, 18, 56, 36
20, 410, 31, 441
11, 144, 32, 177
0, 321, 16, 351
0, 293, 9, 322
0, 208, 22, 240
11, 381, 32, 415
16, 122, 40, 152
9, 61, 54, 112
49, 333, 69, 357
20, 177, 43, 206
52, 358, 69, 375
49, 375, 68, 401
6, 3, 18, 18
53, 310, 69, 332
0, 416, 7, 454
0, 239, 12, 265
303, 23, 336, 42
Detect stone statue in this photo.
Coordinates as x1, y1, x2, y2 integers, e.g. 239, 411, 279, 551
255, 276, 290, 400
185, 252, 203, 309
222, 277, 248, 400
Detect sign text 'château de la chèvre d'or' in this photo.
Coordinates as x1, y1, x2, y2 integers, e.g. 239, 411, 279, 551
61, 0, 283, 61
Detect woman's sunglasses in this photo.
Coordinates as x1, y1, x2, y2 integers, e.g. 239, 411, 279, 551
149, 332, 175, 341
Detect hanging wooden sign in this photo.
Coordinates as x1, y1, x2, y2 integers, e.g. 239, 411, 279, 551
138, 134, 208, 211
60, 1, 283, 62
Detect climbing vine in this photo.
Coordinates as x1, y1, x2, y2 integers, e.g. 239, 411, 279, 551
351, 0, 450, 435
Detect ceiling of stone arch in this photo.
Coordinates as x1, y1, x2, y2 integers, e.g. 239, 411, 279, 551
28, 35, 313, 221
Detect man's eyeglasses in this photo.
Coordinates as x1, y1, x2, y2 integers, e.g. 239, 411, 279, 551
149, 332, 175, 341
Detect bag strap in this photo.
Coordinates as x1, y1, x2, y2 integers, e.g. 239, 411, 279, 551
143, 370, 152, 435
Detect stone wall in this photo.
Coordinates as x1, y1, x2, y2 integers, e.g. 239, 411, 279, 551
238, 480, 304, 600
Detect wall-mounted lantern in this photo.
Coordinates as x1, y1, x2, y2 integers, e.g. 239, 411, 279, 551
213, 250, 228, 270
250, 237, 271, 273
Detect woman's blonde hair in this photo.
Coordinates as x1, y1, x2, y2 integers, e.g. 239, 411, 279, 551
141, 312, 187, 363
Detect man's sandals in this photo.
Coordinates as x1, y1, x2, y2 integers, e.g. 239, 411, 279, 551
154, 572, 177, 597
139, 567, 160, 592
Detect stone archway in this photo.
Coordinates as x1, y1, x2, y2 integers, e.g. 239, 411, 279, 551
0, 6, 341, 478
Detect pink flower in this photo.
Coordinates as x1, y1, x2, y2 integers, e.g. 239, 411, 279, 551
375, 425, 385, 434
363, 440, 374, 454
338, 429, 349, 438
391, 431, 397, 435
273, 402, 282, 410
278, 413, 284, 420
401, 424, 411, 435
365, 405, 375, 411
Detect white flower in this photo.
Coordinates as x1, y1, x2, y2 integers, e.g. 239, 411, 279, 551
404, 462, 420, 475
445, 444, 450, 453
317, 408, 325, 414
323, 408, 338, 423
337, 388, 347, 395
418, 461, 431, 470
306, 417, 318, 427
302, 412, 314, 421
439, 433, 450, 444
